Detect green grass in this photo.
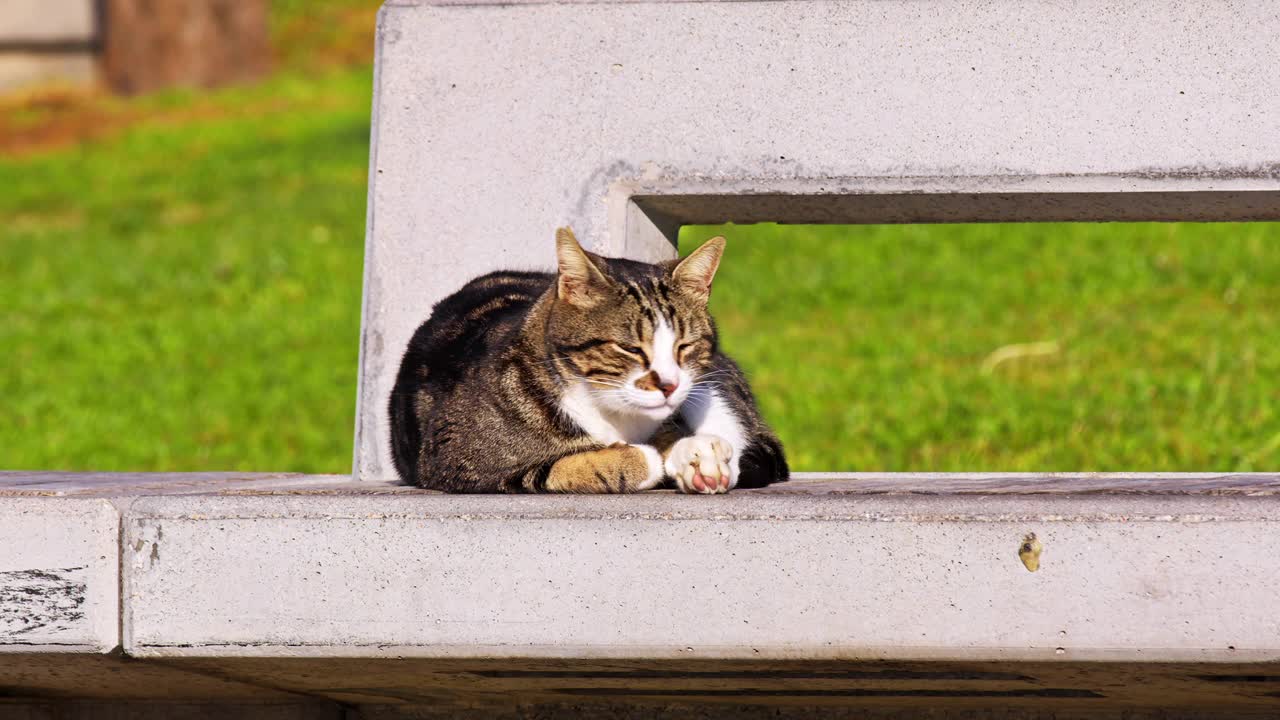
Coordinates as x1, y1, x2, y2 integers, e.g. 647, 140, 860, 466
3, 59, 1278, 474
1, 67, 373, 472
682, 223, 1280, 472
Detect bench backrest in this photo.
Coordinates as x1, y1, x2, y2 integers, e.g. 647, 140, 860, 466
357, 0, 1280, 480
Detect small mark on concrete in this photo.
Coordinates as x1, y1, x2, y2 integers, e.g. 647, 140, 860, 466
0, 567, 87, 640
1019, 532, 1043, 572
131, 523, 164, 572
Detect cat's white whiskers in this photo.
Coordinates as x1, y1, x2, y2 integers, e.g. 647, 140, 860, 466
693, 370, 735, 380
587, 380, 633, 391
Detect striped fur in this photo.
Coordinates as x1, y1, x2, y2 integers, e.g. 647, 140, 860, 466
388, 229, 788, 493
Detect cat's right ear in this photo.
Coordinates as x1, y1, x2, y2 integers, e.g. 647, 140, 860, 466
672, 235, 725, 303
555, 227, 610, 307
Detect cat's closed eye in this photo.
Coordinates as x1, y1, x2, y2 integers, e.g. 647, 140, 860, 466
611, 343, 648, 364
676, 341, 703, 363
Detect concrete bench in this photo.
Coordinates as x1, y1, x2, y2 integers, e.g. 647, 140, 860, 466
5, 0, 1280, 716
5, 472, 1280, 718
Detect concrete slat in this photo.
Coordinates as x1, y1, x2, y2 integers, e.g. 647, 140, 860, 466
121, 493, 1280, 663
1, 499, 118, 653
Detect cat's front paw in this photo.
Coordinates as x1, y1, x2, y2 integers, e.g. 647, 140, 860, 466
665, 435, 734, 494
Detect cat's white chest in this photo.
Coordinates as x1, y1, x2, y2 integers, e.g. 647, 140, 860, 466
559, 383, 663, 445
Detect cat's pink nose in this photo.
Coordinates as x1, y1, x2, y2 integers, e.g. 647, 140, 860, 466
659, 380, 679, 398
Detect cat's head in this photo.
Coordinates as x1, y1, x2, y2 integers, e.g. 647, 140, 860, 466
546, 227, 725, 421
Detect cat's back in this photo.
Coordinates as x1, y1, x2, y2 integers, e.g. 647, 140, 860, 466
389, 270, 553, 482
402, 270, 553, 380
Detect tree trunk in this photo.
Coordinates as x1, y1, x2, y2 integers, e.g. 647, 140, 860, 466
101, 0, 270, 95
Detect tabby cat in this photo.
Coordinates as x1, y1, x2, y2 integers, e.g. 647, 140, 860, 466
388, 228, 788, 493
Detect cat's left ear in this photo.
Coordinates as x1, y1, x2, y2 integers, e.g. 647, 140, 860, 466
672, 236, 725, 302
555, 226, 611, 307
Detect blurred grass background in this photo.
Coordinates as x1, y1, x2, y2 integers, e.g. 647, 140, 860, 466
682, 224, 1279, 472
2, 1, 1277, 473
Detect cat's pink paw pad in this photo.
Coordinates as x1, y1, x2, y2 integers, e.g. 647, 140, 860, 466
665, 435, 734, 494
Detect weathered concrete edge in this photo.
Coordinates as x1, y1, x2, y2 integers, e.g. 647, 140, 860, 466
116, 492, 1280, 522
0, 499, 119, 655
6, 472, 1280, 497
614, 170, 1280, 196
122, 642, 1280, 664
353, 5, 393, 483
